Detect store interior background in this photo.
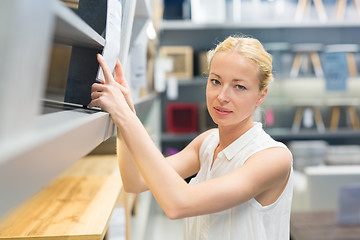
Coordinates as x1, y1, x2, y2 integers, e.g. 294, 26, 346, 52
1, 0, 360, 239
136, 0, 360, 239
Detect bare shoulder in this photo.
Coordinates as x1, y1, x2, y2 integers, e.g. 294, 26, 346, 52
249, 146, 292, 168
243, 146, 292, 191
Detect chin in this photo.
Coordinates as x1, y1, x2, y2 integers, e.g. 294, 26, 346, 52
213, 119, 233, 128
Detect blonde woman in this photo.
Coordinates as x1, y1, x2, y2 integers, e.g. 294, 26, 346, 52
89, 36, 293, 240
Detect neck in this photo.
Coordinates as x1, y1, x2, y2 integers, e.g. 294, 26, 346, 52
217, 120, 255, 151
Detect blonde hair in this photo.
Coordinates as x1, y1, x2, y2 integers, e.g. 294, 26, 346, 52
208, 36, 273, 92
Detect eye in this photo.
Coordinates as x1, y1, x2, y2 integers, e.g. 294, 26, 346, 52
211, 79, 220, 85
235, 84, 246, 90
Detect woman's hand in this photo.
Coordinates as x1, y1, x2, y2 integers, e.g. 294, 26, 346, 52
111, 56, 136, 113
88, 54, 135, 121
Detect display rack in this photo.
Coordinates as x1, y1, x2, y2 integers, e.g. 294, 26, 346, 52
0, 0, 156, 220
160, 20, 360, 49
158, 19, 360, 151
161, 19, 360, 30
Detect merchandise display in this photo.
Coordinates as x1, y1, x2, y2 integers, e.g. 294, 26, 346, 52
1, 0, 360, 239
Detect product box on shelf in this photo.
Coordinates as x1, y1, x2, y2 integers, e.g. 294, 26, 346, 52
166, 102, 198, 133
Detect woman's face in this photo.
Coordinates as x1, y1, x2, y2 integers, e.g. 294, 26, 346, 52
206, 51, 267, 128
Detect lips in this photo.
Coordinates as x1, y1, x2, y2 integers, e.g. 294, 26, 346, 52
214, 107, 232, 115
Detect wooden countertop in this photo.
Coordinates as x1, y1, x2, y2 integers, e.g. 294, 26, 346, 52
0, 155, 123, 240
291, 211, 360, 240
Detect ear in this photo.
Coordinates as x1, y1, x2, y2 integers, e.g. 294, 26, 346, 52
256, 87, 268, 106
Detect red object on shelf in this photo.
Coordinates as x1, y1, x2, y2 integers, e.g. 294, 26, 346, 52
166, 103, 198, 133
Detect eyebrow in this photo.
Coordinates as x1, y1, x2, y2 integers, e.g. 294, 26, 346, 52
210, 72, 246, 83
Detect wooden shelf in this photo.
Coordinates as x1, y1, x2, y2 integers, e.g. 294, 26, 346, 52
0, 110, 114, 217
0, 155, 122, 240
0, 2, 155, 239
290, 211, 360, 240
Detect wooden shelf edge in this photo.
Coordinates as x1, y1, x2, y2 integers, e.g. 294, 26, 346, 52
0, 155, 122, 240
0, 110, 115, 218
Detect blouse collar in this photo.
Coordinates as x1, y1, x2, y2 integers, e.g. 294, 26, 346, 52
220, 122, 263, 161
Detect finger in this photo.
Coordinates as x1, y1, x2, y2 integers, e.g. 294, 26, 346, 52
95, 79, 105, 84
115, 59, 128, 87
88, 99, 101, 109
117, 83, 128, 94
91, 82, 105, 92
114, 60, 124, 80
97, 54, 115, 84
117, 84, 135, 112
90, 91, 103, 100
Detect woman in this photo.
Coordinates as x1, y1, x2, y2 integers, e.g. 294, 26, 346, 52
89, 36, 293, 239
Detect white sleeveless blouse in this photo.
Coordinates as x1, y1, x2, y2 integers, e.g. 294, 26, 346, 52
184, 122, 293, 240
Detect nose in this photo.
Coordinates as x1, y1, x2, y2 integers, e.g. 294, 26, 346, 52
217, 86, 231, 103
